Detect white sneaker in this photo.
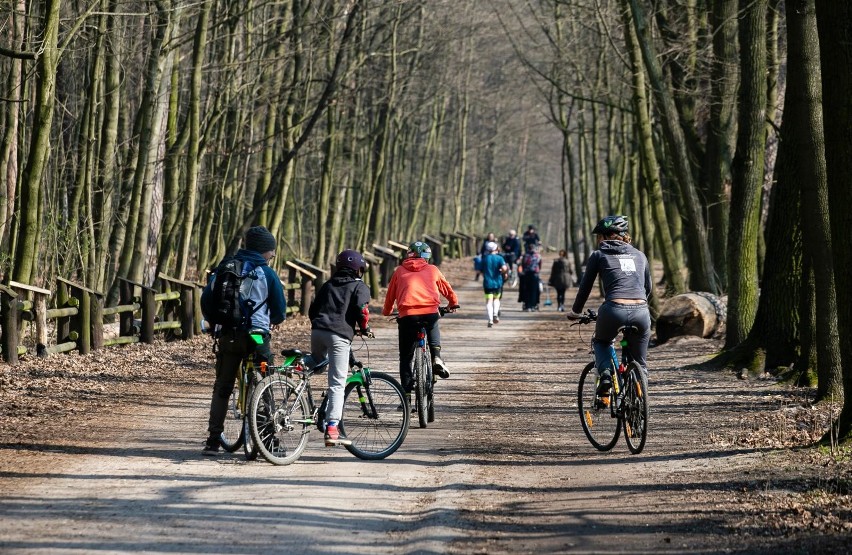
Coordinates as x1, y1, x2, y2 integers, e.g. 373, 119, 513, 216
433, 357, 450, 379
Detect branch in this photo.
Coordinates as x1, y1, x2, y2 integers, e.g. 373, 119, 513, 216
0, 45, 36, 60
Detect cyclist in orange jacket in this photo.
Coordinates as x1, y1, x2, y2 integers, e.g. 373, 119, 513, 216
382, 241, 459, 394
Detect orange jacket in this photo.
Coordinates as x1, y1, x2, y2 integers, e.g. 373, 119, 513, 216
382, 258, 459, 317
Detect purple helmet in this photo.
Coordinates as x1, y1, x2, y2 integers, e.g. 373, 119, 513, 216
336, 249, 367, 273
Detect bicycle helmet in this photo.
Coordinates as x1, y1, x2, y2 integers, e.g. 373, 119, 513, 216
336, 249, 367, 273
406, 241, 432, 260
592, 215, 629, 236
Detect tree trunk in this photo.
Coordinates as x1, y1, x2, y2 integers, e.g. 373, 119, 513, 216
12, 0, 60, 284
814, 0, 852, 441
725, 0, 768, 348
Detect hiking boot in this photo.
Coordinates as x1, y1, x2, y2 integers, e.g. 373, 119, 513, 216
433, 356, 450, 379
202, 435, 221, 456
324, 423, 352, 447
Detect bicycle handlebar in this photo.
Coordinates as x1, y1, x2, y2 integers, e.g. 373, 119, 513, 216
570, 309, 597, 326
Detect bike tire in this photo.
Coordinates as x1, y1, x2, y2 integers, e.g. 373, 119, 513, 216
426, 356, 435, 423
242, 374, 260, 460
622, 362, 649, 454
414, 347, 429, 428
249, 374, 310, 465
342, 371, 410, 460
219, 385, 244, 452
578, 362, 620, 451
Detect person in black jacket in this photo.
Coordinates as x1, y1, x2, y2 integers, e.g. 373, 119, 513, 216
567, 216, 651, 396
309, 249, 373, 447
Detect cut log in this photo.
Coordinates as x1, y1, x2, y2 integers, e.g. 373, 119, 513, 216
656, 293, 724, 343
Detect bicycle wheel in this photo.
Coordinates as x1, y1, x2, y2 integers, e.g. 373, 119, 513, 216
414, 347, 429, 428
219, 381, 244, 453
622, 363, 649, 454
342, 371, 410, 460
242, 373, 260, 460
426, 355, 435, 423
578, 362, 620, 451
249, 375, 310, 465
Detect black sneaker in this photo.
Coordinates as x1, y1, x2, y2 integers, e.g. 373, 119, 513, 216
596, 372, 613, 397
202, 435, 221, 456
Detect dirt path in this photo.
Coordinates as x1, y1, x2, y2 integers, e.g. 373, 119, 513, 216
0, 269, 847, 553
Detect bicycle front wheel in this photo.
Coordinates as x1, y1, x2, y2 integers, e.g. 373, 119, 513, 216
622, 363, 649, 454
219, 385, 244, 453
249, 375, 310, 465
578, 362, 620, 451
414, 347, 429, 428
342, 371, 410, 460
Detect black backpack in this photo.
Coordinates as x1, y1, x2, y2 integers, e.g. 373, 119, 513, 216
202, 257, 266, 329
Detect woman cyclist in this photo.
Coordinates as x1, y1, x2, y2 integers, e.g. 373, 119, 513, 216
566, 216, 652, 396
382, 241, 459, 395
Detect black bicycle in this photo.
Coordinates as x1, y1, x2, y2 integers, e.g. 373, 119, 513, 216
573, 310, 649, 454
218, 329, 268, 460
394, 305, 458, 428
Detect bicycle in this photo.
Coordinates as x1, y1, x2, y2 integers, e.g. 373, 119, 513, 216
393, 305, 458, 428
218, 328, 269, 460
572, 310, 649, 454
248, 339, 410, 465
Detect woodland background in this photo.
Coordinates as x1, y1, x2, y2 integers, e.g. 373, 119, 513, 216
1, 1, 851, 440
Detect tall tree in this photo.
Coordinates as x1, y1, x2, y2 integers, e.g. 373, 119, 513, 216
815, 0, 852, 441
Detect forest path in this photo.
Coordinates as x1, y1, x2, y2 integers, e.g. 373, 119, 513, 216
0, 272, 783, 554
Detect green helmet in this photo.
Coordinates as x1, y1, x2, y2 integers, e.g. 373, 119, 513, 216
406, 241, 432, 260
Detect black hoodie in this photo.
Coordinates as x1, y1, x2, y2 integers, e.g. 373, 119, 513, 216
309, 270, 371, 340
572, 240, 651, 313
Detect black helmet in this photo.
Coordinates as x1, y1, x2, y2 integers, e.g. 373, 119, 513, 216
336, 249, 367, 273
592, 215, 629, 236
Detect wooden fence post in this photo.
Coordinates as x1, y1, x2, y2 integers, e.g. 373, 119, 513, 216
423, 235, 444, 267
0, 284, 19, 364
362, 252, 382, 298
92, 292, 104, 350
141, 286, 156, 344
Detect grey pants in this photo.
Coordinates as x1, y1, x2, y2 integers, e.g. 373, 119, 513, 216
311, 328, 351, 424
592, 301, 651, 372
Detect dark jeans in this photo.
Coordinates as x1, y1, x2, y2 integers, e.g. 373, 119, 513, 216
555, 287, 567, 306
207, 329, 272, 436
396, 313, 441, 393
520, 273, 541, 308
592, 301, 651, 372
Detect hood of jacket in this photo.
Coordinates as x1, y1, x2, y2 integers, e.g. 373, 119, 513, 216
401, 258, 429, 272
235, 248, 269, 266
598, 240, 633, 255
329, 272, 360, 286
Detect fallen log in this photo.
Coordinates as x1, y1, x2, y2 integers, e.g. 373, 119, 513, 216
656, 292, 725, 343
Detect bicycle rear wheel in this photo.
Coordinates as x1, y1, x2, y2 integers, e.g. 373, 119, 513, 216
622, 363, 649, 454
342, 371, 410, 460
578, 362, 620, 451
414, 347, 429, 428
249, 375, 310, 465
219, 385, 244, 453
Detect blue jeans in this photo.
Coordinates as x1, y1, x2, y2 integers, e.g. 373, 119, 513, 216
592, 301, 651, 373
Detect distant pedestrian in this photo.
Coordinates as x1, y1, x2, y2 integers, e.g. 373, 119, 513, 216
522, 225, 540, 250
480, 241, 508, 327
548, 249, 573, 312
475, 232, 496, 281
518, 243, 542, 311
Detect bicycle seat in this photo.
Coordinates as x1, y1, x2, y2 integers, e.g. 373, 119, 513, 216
281, 348, 303, 358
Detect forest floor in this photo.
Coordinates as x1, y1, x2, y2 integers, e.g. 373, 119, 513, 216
0, 258, 850, 554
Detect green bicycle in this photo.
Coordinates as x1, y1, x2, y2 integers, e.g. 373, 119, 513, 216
218, 329, 268, 460
249, 347, 410, 465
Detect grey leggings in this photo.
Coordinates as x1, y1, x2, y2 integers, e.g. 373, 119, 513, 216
592, 301, 651, 372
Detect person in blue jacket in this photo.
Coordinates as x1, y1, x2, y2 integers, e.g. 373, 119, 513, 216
201, 226, 287, 455
481, 241, 508, 327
